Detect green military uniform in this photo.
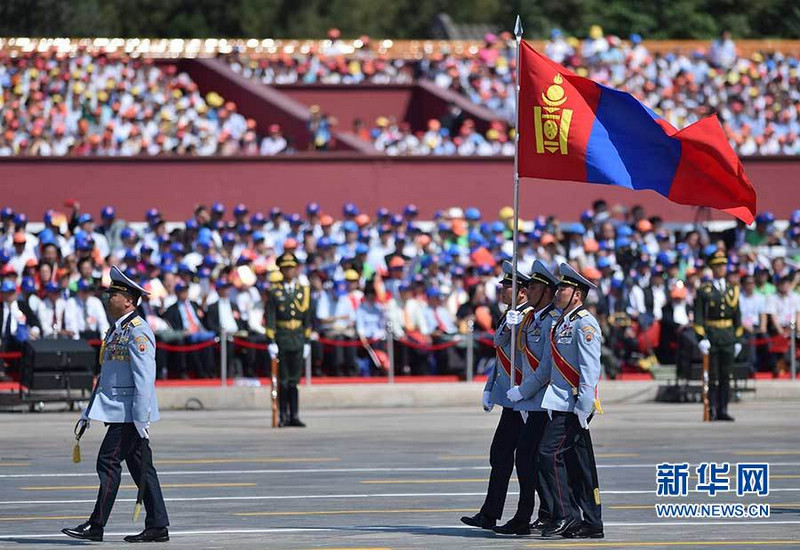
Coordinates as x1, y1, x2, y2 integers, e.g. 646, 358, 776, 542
266, 253, 312, 427
693, 251, 742, 421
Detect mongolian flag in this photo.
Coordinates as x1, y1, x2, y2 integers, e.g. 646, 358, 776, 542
517, 41, 757, 224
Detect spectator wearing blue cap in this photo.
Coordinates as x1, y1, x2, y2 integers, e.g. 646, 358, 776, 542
96, 205, 124, 253
206, 276, 249, 377
424, 286, 458, 372
342, 202, 359, 220
354, 283, 388, 376
164, 280, 215, 379
63, 278, 109, 341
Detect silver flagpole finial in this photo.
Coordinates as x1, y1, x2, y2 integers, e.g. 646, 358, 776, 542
514, 15, 523, 39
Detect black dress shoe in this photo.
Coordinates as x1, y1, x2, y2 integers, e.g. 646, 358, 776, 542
493, 517, 531, 535
540, 517, 580, 538
287, 417, 306, 427
716, 413, 735, 421
124, 527, 169, 543
563, 522, 604, 539
460, 511, 496, 529
62, 521, 103, 541
530, 518, 554, 532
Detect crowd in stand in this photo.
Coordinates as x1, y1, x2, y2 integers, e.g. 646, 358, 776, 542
229, 28, 800, 156
0, 200, 798, 381
361, 115, 515, 156
3, 29, 799, 157
0, 50, 292, 157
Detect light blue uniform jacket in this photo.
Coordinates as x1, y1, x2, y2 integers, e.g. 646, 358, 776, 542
514, 304, 559, 412
483, 302, 531, 409
539, 306, 602, 414
87, 312, 160, 424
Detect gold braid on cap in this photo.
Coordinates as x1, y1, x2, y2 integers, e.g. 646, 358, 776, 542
530, 273, 554, 287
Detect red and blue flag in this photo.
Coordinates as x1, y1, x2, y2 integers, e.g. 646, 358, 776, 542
517, 41, 757, 224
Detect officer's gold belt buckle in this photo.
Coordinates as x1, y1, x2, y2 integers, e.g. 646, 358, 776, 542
277, 320, 303, 330
706, 319, 733, 328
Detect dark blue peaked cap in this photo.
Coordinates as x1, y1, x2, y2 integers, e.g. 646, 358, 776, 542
108, 265, 149, 298
501, 260, 530, 285
528, 260, 559, 288
559, 262, 596, 291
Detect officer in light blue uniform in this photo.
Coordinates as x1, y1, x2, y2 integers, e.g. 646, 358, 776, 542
496, 260, 560, 535
461, 261, 531, 530
537, 263, 604, 539
62, 266, 169, 544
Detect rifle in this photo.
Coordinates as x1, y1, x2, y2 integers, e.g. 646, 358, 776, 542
702, 353, 711, 422
270, 356, 279, 428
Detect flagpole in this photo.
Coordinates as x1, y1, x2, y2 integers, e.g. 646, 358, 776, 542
509, 15, 523, 386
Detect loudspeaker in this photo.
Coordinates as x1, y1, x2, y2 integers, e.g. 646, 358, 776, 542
22, 339, 96, 391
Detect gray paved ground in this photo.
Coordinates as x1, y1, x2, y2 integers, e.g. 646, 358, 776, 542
0, 400, 798, 549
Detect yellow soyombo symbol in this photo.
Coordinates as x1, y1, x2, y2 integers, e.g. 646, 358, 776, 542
534, 74, 572, 155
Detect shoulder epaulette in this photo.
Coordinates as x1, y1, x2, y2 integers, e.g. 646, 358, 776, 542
549, 310, 560, 318
569, 307, 590, 322
130, 317, 142, 327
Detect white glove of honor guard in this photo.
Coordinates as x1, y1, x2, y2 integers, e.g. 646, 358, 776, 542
520, 411, 528, 423
303, 343, 311, 360
506, 386, 523, 403
506, 310, 522, 326
482, 391, 494, 413
134, 421, 150, 439
268, 343, 279, 357
575, 408, 590, 429
734, 342, 742, 357
698, 339, 711, 356
78, 408, 90, 430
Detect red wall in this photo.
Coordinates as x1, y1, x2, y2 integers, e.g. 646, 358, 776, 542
0, 156, 796, 222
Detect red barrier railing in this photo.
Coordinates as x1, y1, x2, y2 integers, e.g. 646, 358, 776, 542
87, 338, 219, 353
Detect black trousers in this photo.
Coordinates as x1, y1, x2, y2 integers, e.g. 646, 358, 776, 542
278, 348, 303, 386
480, 406, 523, 520
709, 341, 733, 418
538, 411, 602, 527
569, 420, 602, 527
89, 423, 169, 529
512, 411, 550, 522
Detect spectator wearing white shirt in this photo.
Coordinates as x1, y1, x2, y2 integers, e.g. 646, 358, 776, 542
355, 285, 387, 375
739, 275, 772, 373
259, 124, 288, 156
331, 271, 363, 375
37, 282, 68, 339
63, 279, 110, 340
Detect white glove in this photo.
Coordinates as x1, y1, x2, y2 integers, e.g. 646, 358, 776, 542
506, 310, 522, 326
268, 343, 279, 357
520, 411, 528, 423
78, 408, 90, 430
134, 420, 150, 439
575, 408, 590, 429
547, 409, 553, 420
303, 343, 311, 360
698, 339, 711, 356
506, 386, 523, 403
734, 343, 742, 357
482, 391, 494, 413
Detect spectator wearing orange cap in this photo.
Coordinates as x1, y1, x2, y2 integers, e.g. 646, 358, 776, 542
10, 231, 36, 276
658, 282, 693, 365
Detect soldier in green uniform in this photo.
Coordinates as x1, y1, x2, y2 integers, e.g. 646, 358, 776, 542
694, 250, 743, 421
266, 253, 312, 427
